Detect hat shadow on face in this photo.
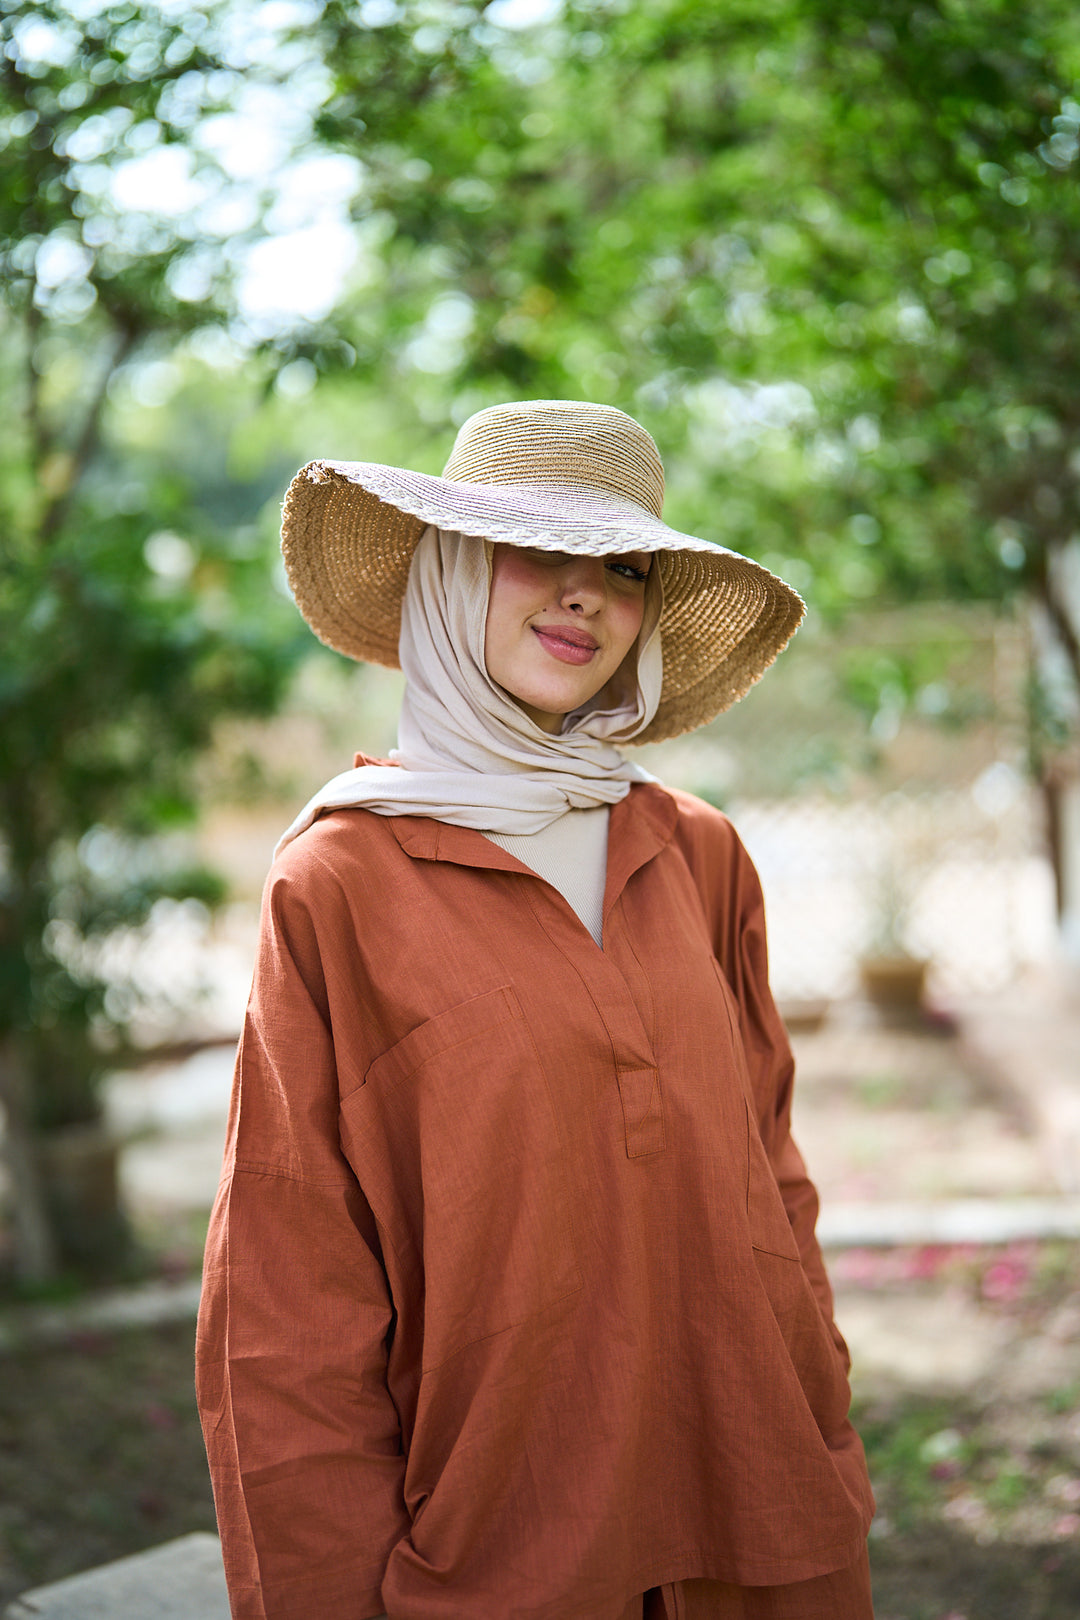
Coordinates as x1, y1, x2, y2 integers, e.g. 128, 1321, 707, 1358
280, 399, 805, 743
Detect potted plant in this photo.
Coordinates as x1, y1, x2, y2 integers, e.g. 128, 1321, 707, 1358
857, 855, 930, 1023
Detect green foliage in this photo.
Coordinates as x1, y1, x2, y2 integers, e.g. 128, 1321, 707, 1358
858, 1398, 965, 1528
0, 1, 308, 1275
3, 0, 1080, 1276
289, 0, 1080, 657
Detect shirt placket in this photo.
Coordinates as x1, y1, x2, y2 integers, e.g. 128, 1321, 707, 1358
524, 880, 666, 1159
390, 792, 676, 1160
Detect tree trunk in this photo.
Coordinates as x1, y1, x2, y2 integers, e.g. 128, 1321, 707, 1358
1034, 543, 1080, 958
0, 1038, 59, 1284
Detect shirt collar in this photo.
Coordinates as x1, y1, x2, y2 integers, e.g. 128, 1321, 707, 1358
369, 749, 679, 905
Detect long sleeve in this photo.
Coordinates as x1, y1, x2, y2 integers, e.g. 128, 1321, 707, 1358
196, 865, 409, 1620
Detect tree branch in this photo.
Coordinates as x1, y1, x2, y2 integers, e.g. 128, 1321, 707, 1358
25, 288, 49, 473
1035, 543, 1080, 698
0, 1039, 59, 1283
39, 317, 140, 548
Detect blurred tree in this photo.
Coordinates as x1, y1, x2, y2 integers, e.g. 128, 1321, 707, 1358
790, 0, 1080, 709
6, 0, 1080, 1281
787, 0, 1080, 925
299, 0, 1080, 671
301, 0, 1080, 909
0, 2, 306, 1282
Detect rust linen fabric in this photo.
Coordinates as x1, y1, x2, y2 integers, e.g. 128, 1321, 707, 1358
196, 776, 874, 1620
630, 1545, 874, 1618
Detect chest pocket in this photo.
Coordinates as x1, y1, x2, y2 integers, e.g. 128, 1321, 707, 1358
340, 984, 582, 1370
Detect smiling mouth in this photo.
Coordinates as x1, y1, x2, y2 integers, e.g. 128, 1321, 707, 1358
532, 624, 599, 665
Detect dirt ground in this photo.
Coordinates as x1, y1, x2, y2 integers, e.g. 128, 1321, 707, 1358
854, 1242, 1080, 1619
2, 1013, 1078, 1616
0, 1320, 215, 1607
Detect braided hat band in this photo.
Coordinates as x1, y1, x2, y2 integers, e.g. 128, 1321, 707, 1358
280, 400, 805, 745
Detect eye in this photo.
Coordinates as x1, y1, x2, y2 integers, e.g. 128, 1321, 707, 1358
607, 558, 650, 583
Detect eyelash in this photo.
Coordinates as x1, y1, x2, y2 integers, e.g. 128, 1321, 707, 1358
608, 561, 650, 583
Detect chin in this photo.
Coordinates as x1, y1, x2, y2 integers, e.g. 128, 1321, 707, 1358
530, 685, 593, 721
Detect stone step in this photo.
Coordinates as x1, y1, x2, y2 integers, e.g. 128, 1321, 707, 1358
817, 1194, 1080, 1247
3, 1532, 228, 1620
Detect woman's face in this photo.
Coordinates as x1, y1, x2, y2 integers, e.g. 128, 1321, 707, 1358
484, 544, 651, 733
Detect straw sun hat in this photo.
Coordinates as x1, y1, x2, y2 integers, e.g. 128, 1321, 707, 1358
280, 399, 804, 744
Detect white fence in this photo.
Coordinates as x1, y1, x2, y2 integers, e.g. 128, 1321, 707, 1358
730, 783, 1057, 1002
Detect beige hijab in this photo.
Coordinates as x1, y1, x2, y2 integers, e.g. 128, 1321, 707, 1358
276, 526, 663, 851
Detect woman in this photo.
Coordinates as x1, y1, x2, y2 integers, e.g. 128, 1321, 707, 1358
196, 400, 875, 1620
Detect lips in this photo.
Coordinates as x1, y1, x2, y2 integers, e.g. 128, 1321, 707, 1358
532, 622, 600, 665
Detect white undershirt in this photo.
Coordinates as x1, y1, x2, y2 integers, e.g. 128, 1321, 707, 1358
483, 806, 610, 948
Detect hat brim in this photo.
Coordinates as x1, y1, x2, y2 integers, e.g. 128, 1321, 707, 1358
280, 459, 805, 744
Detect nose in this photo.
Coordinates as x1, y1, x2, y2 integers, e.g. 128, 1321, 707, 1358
556, 556, 606, 615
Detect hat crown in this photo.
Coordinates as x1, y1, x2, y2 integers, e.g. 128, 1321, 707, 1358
442, 400, 666, 519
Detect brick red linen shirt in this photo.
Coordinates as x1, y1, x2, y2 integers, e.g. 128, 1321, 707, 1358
196, 775, 874, 1619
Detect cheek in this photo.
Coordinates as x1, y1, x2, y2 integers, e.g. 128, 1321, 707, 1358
482, 604, 504, 677
484, 560, 510, 665
489, 546, 546, 604
483, 580, 528, 682
485, 551, 540, 649
609, 593, 646, 661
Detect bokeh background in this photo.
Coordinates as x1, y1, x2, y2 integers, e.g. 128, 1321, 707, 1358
3, 1, 1080, 1615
